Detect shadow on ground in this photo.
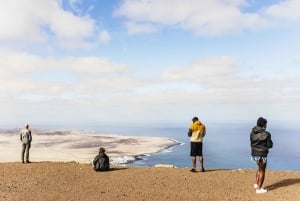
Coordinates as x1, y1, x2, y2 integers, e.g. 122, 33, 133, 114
266, 178, 300, 191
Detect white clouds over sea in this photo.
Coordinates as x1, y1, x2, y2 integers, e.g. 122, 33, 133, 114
0, 0, 299, 125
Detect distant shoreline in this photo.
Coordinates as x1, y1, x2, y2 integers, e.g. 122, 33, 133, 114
0, 129, 179, 165
2, 126, 299, 171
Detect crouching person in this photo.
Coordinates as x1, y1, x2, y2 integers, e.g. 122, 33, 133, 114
93, 147, 110, 171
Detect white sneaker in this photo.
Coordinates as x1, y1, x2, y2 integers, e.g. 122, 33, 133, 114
256, 188, 267, 194
254, 184, 258, 189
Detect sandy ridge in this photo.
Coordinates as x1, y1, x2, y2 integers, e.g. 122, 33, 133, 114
0, 162, 299, 201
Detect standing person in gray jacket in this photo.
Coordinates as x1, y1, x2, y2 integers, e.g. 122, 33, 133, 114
20, 123, 32, 163
250, 117, 273, 194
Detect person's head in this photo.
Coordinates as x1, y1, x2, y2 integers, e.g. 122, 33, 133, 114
99, 147, 105, 154
24, 123, 29, 129
192, 117, 199, 123
257, 117, 267, 128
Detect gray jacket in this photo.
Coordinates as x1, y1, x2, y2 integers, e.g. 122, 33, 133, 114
250, 126, 273, 157
20, 128, 32, 144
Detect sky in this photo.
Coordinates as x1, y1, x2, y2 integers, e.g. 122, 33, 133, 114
0, 0, 300, 127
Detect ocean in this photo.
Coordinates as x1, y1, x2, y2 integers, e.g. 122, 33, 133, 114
4, 122, 300, 171
120, 124, 300, 171
46, 122, 300, 171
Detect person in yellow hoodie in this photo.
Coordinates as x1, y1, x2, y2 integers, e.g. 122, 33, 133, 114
188, 117, 206, 172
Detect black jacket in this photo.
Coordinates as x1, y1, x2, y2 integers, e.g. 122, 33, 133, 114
250, 126, 273, 157
93, 153, 110, 171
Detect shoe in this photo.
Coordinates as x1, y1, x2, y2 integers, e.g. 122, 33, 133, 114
254, 184, 258, 189
200, 168, 205, 172
25, 161, 31, 163
22, 161, 25, 164
256, 188, 267, 194
190, 168, 196, 172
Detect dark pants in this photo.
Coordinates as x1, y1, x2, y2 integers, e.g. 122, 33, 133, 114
190, 142, 203, 156
21, 143, 31, 162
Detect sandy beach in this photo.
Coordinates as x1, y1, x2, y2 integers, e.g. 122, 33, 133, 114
0, 129, 178, 164
0, 162, 299, 201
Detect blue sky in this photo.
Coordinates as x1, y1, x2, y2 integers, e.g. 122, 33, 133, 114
0, 0, 300, 127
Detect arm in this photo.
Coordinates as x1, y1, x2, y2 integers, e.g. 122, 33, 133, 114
187, 129, 192, 137
250, 132, 254, 147
93, 155, 99, 167
267, 133, 273, 149
104, 154, 110, 170
28, 130, 32, 142
202, 126, 206, 137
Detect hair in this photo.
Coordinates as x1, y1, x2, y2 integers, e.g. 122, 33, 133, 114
24, 123, 29, 129
257, 117, 267, 128
192, 117, 199, 122
99, 147, 105, 154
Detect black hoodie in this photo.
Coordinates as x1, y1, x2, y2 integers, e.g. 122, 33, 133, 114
250, 126, 273, 157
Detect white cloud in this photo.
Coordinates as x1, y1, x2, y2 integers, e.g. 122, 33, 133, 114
125, 21, 157, 34
0, 49, 127, 73
0, 49, 131, 97
0, 1, 47, 42
0, 0, 109, 48
114, 0, 270, 35
1, 1, 299, 124
114, 0, 300, 35
264, 0, 300, 20
0, 49, 300, 123
98, 30, 112, 43
49, 9, 95, 40
1, 49, 299, 105
162, 57, 238, 81
161, 56, 300, 104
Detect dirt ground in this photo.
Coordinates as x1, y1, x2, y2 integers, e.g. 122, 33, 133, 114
0, 162, 299, 201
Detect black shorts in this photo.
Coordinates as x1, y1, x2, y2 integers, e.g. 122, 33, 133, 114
190, 142, 203, 156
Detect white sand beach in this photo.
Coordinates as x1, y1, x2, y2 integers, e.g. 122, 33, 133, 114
0, 129, 178, 164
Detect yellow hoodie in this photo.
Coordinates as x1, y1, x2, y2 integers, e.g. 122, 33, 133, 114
189, 120, 206, 142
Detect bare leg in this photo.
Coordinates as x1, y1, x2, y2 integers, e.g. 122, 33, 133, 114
257, 159, 266, 189
191, 156, 196, 170
256, 168, 259, 185
199, 156, 205, 171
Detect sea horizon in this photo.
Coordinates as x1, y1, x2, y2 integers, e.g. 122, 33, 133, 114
1, 122, 299, 171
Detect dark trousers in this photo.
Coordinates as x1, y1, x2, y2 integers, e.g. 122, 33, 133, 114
21, 143, 31, 162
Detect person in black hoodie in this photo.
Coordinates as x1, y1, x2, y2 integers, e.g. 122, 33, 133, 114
250, 117, 273, 194
93, 147, 110, 171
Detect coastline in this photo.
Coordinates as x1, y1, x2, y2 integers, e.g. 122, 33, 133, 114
0, 129, 179, 164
